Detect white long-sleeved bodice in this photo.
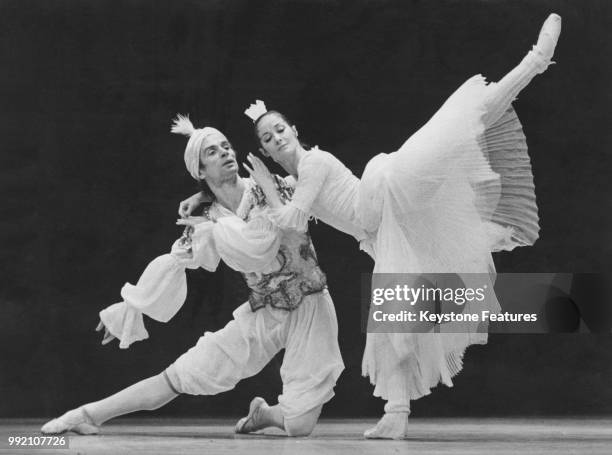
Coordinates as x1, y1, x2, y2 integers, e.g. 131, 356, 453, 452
273, 148, 369, 243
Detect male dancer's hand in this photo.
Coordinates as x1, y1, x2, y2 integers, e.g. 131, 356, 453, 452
178, 192, 211, 218
95, 321, 116, 345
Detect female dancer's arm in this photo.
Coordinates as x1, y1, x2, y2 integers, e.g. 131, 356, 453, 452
245, 152, 329, 232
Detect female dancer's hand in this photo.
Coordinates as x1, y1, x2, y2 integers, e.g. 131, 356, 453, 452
95, 321, 116, 345
243, 154, 282, 208
178, 192, 210, 218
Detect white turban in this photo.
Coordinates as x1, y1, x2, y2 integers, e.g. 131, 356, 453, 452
171, 114, 223, 180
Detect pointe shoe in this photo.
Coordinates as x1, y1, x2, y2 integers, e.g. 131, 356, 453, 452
41, 408, 99, 435
535, 13, 562, 61
363, 412, 409, 440
235, 397, 267, 434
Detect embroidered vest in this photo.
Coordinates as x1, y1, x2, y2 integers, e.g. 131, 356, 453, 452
197, 176, 326, 312
241, 177, 327, 311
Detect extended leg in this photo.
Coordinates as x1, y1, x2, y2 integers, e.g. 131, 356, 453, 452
483, 14, 562, 125
85, 373, 178, 424
42, 302, 276, 435
41, 373, 177, 434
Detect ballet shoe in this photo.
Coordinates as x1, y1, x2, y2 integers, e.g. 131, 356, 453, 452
41, 408, 99, 435
235, 397, 268, 434
363, 412, 409, 440
535, 13, 562, 61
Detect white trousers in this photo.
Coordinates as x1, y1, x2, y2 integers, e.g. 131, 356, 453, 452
166, 291, 344, 419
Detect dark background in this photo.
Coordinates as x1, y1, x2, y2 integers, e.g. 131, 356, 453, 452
1, 0, 611, 418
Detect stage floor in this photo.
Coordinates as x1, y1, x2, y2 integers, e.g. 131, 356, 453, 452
1, 417, 611, 454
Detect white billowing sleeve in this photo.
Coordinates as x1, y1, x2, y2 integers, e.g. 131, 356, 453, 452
212, 210, 281, 273
99, 221, 220, 349
269, 151, 329, 232
99, 213, 281, 349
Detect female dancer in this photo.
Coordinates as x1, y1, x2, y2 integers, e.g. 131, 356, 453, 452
181, 13, 562, 439
41, 119, 344, 437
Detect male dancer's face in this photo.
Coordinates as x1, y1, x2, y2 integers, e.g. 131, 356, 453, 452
198, 132, 239, 183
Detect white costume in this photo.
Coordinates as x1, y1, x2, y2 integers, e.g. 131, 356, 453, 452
100, 177, 344, 419
257, 43, 556, 420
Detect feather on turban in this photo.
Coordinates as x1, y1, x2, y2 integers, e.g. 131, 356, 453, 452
171, 114, 222, 180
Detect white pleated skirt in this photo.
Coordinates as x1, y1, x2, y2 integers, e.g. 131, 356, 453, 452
357, 74, 539, 401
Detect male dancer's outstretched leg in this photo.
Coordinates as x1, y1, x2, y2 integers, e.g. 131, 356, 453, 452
41, 373, 177, 434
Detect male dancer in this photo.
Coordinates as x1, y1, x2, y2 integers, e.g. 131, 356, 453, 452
41, 117, 344, 437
